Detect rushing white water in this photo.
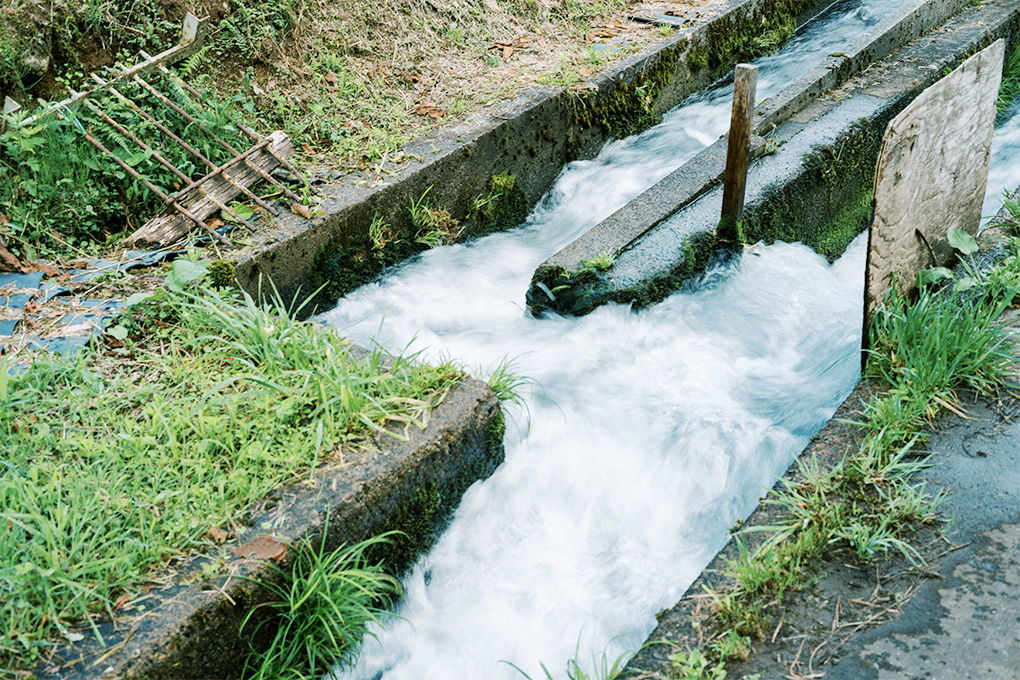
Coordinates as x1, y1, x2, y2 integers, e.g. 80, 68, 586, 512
320, 237, 865, 680
982, 105, 1020, 225
311, 2, 932, 678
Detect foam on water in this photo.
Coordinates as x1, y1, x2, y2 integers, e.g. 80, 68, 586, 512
309, 1, 1003, 677
982, 106, 1020, 225
319, 235, 865, 680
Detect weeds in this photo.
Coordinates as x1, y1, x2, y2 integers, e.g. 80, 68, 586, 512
581, 251, 615, 272
668, 648, 729, 680
0, 265, 461, 670
505, 638, 636, 680
997, 40, 1020, 122
241, 532, 400, 680
369, 214, 396, 251
410, 187, 460, 247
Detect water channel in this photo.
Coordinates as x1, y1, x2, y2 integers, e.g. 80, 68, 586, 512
316, 2, 1018, 677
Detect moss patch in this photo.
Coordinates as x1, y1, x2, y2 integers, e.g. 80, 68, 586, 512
207, 259, 236, 288
471, 172, 529, 235
571, 0, 817, 142
528, 230, 723, 315
741, 118, 885, 260
574, 51, 678, 140
369, 411, 506, 575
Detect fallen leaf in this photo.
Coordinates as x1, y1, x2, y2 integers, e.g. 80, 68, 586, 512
503, 45, 513, 59
0, 243, 25, 273
207, 526, 230, 543
291, 204, 313, 219
23, 261, 61, 276
231, 535, 288, 561
414, 102, 446, 118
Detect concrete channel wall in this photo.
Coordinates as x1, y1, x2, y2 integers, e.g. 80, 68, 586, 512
39, 1, 1016, 678
37, 379, 503, 680
527, 0, 1013, 316
622, 1, 1020, 675
229, 0, 834, 314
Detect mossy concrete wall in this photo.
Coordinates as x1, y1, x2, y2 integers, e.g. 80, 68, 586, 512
229, 0, 828, 314
527, 0, 1019, 317
35, 377, 503, 680
526, 0, 990, 316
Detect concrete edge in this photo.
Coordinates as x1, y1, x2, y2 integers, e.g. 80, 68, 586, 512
529, 0, 978, 288
527, 0, 1020, 316
36, 376, 503, 680
225, 0, 827, 314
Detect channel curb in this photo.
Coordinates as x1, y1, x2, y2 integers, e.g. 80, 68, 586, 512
225, 0, 829, 313
36, 377, 502, 680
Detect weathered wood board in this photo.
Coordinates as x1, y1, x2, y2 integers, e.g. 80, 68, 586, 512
864, 40, 1004, 322
127, 130, 294, 247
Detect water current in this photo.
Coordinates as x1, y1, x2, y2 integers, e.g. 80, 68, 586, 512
316, 2, 1019, 677
983, 103, 1020, 226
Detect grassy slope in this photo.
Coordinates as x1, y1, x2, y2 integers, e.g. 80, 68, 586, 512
0, 0, 660, 255
0, 268, 462, 671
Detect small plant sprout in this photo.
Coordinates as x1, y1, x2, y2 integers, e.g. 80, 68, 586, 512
581, 251, 615, 272
368, 214, 394, 251
410, 186, 438, 230
667, 647, 728, 680
502, 636, 637, 680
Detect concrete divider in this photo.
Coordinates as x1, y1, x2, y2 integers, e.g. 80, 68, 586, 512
226, 0, 833, 314
527, 0, 1016, 317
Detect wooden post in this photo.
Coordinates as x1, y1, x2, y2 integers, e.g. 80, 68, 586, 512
719, 64, 758, 244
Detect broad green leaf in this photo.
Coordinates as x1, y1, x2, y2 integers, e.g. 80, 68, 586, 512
954, 276, 979, 292
124, 292, 154, 307
947, 228, 978, 255
106, 325, 129, 341
917, 267, 953, 288
167, 259, 209, 292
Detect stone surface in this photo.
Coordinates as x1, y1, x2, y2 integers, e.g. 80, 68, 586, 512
865, 40, 1004, 319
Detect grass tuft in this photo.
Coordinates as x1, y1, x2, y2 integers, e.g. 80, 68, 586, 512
241, 531, 401, 680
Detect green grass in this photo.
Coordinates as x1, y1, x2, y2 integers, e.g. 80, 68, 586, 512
997, 41, 1020, 121
0, 270, 461, 671
241, 532, 401, 680
658, 238, 1020, 677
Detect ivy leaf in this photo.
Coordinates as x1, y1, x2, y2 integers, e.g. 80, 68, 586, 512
106, 324, 129, 341
917, 267, 953, 288
947, 228, 978, 255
